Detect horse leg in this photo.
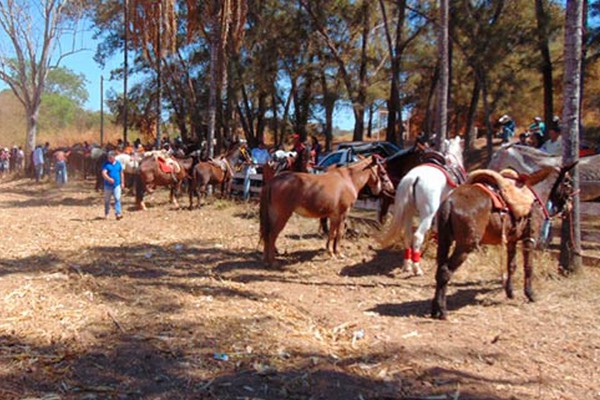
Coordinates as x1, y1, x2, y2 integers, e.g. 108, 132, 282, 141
432, 244, 473, 320
504, 241, 518, 299
329, 213, 347, 257
378, 197, 391, 224
401, 212, 414, 274
264, 209, 293, 266
170, 184, 180, 209
522, 237, 536, 302
411, 213, 436, 276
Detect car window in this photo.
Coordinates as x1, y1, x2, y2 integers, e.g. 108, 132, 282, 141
318, 151, 344, 168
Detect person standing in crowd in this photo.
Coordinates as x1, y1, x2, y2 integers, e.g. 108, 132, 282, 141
42, 142, 51, 178
528, 131, 544, 149
10, 145, 18, 172
540, 124, 562, 155
101, 151, 124, 220
15, 146, 24, 173
528, 116, 546, 137
54, 149, 68, 185
0, 148, 9, 178
33, 144, 44, 182
291, 134, 306, 172
498, 115, 516, 143
309, 135, 322, 167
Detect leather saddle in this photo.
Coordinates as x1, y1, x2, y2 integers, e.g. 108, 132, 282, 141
467, 167, 555, 218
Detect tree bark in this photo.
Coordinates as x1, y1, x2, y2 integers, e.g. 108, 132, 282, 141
560, 0, 584, 274
535, 0, 554, 138
435, 0, 449, 150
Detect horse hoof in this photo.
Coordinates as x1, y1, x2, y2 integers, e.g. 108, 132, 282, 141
412, 265, 424, 276
525, 289, 536, 303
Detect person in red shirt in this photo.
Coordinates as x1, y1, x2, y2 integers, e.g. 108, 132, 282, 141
292, 134, 307, 172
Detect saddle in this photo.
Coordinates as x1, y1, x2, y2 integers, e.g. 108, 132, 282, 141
208, 157, 230, 174
421, 150, 466, 187
467, 167, 555, 218
147, 150, 181, 174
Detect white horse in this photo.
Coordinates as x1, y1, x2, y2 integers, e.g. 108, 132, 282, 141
116, 152, 141, 174
489, 143, 600, 201
380, 136, 465, 276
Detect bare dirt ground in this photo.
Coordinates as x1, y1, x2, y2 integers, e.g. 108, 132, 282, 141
0, 177, 599, 400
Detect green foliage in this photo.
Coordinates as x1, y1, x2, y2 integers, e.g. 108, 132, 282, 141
45, 67, 89, 106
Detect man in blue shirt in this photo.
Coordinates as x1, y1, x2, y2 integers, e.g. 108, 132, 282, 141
101, 151, 125, 220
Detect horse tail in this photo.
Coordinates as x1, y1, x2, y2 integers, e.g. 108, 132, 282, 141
259, 180, 272, 245
379, 175, 416, 248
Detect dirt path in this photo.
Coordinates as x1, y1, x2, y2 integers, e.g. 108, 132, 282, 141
0, 178, 598, 400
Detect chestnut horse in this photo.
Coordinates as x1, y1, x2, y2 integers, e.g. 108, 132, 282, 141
188, 143, 250, 208
259, 156, 394, 266
431, 162, 577, 320
135, 154, 195, 210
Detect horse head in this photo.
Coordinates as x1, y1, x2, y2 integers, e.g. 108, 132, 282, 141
547, 161, 578, 217
371, 155, 395, 196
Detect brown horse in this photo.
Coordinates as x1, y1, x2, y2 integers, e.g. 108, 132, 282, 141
259, 156, 394, 266
431, 162, 577, 320
135, 153, 194, 210
188, 143, 248, 208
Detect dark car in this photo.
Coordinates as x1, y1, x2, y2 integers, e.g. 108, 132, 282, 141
314, 141, 401, 172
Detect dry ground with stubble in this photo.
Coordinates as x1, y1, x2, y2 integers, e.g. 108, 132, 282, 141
0, 177, 599, 400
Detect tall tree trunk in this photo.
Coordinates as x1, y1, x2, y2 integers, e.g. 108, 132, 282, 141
480, 70, 494, 162
560, 0, 584, 274
424, 65, 440, 138
465, 78, 481, 152
207, 40, 219, 158
435, 0, 449, 150
26, 107, 40, 168
535, 0, 554, 138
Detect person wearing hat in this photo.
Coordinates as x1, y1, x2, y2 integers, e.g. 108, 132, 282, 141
498, 114, 515, 143
528, 116, 546, 137
101, 150, 124, 220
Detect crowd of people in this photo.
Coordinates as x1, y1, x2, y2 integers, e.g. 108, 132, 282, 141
0, 145, 26, 178
241, 134, 322, 200
498, 114, 563, 155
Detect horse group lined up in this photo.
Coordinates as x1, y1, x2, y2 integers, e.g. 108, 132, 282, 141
258, 138, 578, 320
68, 138, 581, 320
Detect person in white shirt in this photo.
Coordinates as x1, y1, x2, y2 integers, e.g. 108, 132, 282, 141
540, 125, 562, 156
33, 145, 44, 182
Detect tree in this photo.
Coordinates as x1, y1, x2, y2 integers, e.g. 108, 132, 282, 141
188, 0, 247, 158
0, 0, 85, 163
535, 0, 556, 136
560, 0, 584, 274
435, 0, 449, 149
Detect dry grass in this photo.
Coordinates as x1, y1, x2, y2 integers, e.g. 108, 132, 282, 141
0, 176, 598, 400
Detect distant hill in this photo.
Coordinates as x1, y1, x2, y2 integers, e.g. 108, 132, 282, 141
0, 90, 122, 148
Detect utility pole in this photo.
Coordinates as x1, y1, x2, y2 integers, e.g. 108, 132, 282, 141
156, 0, 162, 150
123, 0, 129, 144
100, 76, 104, 146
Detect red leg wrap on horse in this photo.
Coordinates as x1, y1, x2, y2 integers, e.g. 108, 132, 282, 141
404, 248, 412, 261
412, 250, 421, 263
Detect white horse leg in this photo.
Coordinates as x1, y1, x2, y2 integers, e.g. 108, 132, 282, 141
411, 199, 439, 276
402, 213, 414, 273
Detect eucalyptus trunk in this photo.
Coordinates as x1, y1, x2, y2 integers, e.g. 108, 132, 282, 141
435, 0, 449, 150
560, 0, 583, 274
535, 0, 554, 137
